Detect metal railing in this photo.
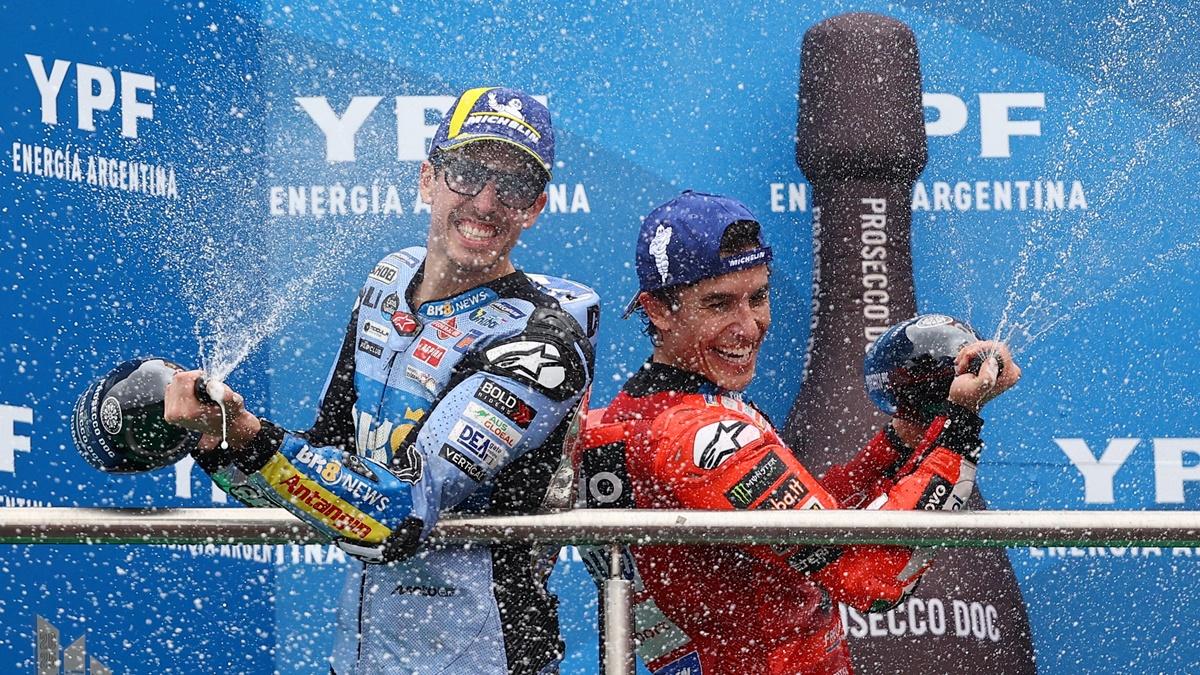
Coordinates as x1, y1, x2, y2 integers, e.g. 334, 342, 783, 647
4, 507, 1200, 674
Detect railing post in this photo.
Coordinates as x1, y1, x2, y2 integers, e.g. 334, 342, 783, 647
603, 544, 635, 675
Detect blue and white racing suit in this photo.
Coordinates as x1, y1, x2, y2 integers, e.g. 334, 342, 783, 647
196, 247, 599, 675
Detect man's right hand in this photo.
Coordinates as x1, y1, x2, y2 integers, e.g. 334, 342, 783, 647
948, 340, 1021, 411
163, 370, 261, 449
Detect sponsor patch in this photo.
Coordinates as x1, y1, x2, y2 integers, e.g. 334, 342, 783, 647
99, 396, 122, 435
394, 250, 419, 268
404, 364, 438, 394
465, 401, 522, 447
754, 475, 810, 511
474, 379, 536, 429
454, 329, 483, 353
419, 288, 498, 319
786, 546, 843, 574
919, 475, 954, 511
724, 451, 787, 508
655, 651, 703, 675
380, 292, 400, 317
484, 340, 566, 391
692, 420, 762, 469
414, 339, 446, 367
362, 319, 391, 341
440, 443, 486, 482
468, 307, 500, 328
369, 262, 398, 284
431, 317, 461, 339
357, 338, 384, 359
450, 420, 506, 468
391, 311, 420, 335
492, 300, 526, 318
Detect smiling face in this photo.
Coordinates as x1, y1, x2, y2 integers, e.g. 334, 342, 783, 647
419, 141, 548, 288
644, 264, 771, 391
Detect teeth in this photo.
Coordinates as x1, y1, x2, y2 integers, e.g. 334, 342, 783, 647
714, 347, 753, 363
457, 221, 495, 241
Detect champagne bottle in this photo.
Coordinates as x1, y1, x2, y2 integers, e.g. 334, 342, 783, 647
782, 13, 1036, 672
72, 357, 200, 473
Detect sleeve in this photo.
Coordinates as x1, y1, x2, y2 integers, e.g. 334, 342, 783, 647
198, 300, 595, 559
820, 424, 915, 508
650, 400, 983, 613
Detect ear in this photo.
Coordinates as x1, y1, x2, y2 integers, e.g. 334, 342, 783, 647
418, 160, 436, 204
640, 292, 674, 335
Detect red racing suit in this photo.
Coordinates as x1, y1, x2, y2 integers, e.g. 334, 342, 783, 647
581, 362, 984, 675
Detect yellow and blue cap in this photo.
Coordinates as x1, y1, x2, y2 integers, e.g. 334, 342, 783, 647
430, 86, 554, 178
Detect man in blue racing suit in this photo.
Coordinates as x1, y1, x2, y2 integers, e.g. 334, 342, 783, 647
164, 87, 599, 675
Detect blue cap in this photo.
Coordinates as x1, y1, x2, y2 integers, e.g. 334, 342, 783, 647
429, 86, 554, 178
623, 190, 772, 317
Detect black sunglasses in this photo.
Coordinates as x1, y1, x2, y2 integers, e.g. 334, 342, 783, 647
436, 154, 547, 210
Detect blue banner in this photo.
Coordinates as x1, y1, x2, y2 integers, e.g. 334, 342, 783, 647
2, 1, 1197, 672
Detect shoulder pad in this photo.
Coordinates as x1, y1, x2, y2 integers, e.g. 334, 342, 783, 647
478, 307, 591, 402
526, 273, 601, 342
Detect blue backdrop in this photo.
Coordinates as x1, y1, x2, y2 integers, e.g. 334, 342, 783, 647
2, 0, 1198, 672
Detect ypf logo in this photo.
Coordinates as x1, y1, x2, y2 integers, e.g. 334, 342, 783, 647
296, 94, 549, 162
923, 92, 1045, 158
0, 404, 33, 474
26, 54, 155, 138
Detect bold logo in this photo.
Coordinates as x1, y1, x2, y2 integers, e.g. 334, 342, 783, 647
362, 319, 390, 341
380, 292, 400, 317
469, 307, 500, 328
650, 223, 673, 283
99, 396, 122, 434
357, 338, 383, 358
37, 616, 113, 675
724, 451, 787, 509
454, 329, 483, 353
475, 379, 536, 428
391, 311, 420, 335
692, 420, 762, 469
451, 420, 505, 468
404, 364, 438, 394
431, 317, 461, 339
484, 341, 566, 390
465, 401, 522, 447
369, 262, 398, 284
756, 476, 810, 511
418, 288, 497, 318
440, 443, 486, 482
414, 339, 446, 367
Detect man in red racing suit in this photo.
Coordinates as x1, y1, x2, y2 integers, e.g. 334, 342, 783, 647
584, 191, 1020, 674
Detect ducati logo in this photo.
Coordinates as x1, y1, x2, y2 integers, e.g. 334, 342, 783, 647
693, 419, 762, 469
484, 341, 565, 389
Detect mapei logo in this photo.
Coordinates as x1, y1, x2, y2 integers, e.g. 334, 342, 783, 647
296, 94, 548, 162
37, 615, 114, 674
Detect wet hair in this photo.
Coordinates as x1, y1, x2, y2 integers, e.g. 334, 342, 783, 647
638, 219, 766, 344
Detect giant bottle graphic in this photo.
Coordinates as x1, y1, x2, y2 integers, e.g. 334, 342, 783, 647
781, 13, 1037, 673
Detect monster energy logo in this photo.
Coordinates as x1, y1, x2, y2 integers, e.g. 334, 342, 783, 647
723, 451, 788, 509
37, 615, 113, 674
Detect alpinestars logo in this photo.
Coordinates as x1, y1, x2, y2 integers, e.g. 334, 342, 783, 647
693, 420, 762, 469
37, 615, 114, 674
485, 341, 565, 389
